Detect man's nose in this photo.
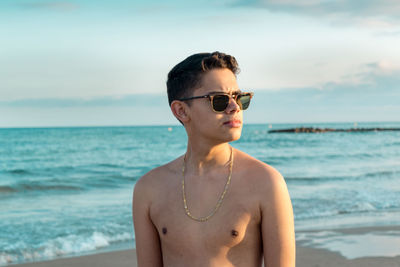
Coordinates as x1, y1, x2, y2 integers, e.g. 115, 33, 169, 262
225, 95, 240, 113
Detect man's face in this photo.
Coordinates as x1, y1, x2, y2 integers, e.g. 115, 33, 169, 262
186, 68, 243, 143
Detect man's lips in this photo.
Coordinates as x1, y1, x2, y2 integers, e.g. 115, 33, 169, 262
223, 120, 242, 127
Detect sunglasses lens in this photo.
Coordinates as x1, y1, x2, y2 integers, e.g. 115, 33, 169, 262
212, 95, 230, 112
238, 94, 251, 110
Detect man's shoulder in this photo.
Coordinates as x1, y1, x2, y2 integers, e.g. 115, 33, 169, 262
235, 149, 291, 217
133, 156, 182, 193
235, 148, 285, 192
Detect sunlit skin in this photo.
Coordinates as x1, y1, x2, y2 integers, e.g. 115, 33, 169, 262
133, 68, 295, 267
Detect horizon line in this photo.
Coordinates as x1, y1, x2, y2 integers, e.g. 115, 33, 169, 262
1, 120, 399, 129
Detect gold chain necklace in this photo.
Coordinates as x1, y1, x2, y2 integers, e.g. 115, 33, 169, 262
182, 147, 233, 222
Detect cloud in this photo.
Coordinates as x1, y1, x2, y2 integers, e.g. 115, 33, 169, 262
366, 60, 400, 73
232, 0, 400, 26
375, 30, 400, 38
319, 62, 400, 105
344, 61, 400, 86
243, 63, 400, 123
0, 94, 167, 108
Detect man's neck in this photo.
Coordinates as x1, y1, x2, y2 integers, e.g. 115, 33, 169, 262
184, 142, 232, 177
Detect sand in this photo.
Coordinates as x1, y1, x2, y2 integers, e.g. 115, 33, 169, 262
9, 246, 400, 267
9, 225, 400, 267
9, 250, 137, 267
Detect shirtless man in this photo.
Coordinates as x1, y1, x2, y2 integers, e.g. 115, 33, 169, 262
132, 52, 295, 267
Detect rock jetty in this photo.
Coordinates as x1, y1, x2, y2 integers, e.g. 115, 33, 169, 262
268, 127, 400, 133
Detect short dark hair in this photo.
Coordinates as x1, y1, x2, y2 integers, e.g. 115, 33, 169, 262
166, 51, 240, 106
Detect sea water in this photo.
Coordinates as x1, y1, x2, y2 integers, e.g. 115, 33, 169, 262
1, 122, 400, 265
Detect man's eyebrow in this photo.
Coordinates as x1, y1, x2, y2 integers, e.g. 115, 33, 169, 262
208, 90, 242, 95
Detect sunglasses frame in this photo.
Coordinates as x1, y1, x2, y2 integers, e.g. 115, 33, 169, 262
178, 92, 254, 113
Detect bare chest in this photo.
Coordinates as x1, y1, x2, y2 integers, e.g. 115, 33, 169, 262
149, 182, 261, 255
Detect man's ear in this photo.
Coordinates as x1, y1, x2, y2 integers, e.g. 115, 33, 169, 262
170, 100, 190, 123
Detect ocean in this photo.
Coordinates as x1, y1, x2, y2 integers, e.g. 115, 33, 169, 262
1, 122, 400, 265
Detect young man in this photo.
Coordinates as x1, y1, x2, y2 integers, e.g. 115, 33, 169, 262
133, 52, 295, 267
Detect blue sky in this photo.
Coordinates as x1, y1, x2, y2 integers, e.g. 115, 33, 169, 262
1, 0, 399, 126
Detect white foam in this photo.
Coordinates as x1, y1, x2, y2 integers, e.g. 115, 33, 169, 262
350, 201, 377, 212
41, 231, 131, 257
0, 253, 17, 266
1, 231, 132, 265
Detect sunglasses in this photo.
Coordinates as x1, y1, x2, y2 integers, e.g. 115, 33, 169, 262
178, 92, 254, 113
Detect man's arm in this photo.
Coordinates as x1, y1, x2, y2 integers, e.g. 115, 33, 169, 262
132, 175, 163, 267
260, 168, 295, 267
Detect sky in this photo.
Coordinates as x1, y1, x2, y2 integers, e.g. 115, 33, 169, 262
1, 0, 400, 127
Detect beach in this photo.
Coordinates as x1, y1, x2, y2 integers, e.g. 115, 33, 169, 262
7, 225, 400, 266
9, 234, 400, 267
9, 248, 400, 267
8, 226, 400, 267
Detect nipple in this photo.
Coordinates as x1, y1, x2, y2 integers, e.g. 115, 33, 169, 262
231, 230, 238, 237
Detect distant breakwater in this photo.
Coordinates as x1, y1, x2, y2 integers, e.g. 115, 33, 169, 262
268, 127, 400, 133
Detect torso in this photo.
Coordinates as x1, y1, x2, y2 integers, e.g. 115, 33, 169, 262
149, 149, 266, 267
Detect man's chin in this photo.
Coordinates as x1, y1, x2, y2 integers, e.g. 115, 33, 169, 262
226, 130, 242, 142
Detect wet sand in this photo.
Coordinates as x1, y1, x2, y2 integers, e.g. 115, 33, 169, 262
9, 246, 400, 267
